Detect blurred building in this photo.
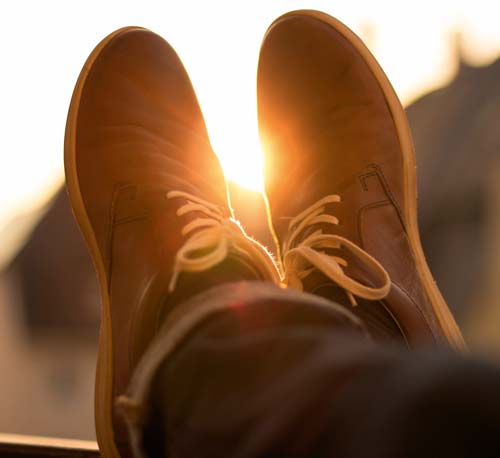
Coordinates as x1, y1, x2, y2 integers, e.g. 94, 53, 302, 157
6, 189, 100, 332
0, 188, 98, 440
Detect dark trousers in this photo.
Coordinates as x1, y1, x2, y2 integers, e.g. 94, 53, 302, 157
129, 282, 500, 458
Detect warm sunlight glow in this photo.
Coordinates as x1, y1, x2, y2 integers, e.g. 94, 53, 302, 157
210, 127, 265, 192
2, 0, 500, 265
177, 27, 266, 192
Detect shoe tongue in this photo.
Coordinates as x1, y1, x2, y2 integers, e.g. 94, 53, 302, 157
303, 270, 403, 342
158, 253, 266, 326
305, 272, 352, 307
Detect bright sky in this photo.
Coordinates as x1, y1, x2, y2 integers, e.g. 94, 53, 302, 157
1, 0, 500, 263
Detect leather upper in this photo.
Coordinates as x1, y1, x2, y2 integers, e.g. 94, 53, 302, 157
258, 13, 447, 345
72, 29, 239, 457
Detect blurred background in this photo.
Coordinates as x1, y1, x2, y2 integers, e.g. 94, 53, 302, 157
1, 0, 500, 442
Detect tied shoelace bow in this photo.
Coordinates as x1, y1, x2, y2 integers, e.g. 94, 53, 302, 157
283, 195, 391, 306
166, 190, 280, 291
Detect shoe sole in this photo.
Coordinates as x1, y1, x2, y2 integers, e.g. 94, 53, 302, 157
264, 10, 466, 350
64, 27, 147, 458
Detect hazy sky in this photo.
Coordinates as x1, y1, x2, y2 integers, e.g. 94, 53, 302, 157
1, 0, 500, 249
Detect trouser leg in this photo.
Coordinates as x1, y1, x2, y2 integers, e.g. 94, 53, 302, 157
122, 282, 500, 458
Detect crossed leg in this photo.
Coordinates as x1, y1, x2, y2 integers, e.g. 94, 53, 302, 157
121, 282, 500, 458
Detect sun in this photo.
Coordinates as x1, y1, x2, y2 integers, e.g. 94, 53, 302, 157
208, 124, 265, 193
189, 79, 266, 193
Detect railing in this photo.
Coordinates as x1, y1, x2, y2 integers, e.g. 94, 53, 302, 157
0, 434, 99, 458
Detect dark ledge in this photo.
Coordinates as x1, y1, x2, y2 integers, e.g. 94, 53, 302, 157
0, 434, 99, 458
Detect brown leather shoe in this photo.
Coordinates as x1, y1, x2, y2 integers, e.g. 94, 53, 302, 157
258, 10, 465, 349
65, 28, 279, 458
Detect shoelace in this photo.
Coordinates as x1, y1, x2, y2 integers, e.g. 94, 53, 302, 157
283, 195, 391, 306
166, 190, 280, 291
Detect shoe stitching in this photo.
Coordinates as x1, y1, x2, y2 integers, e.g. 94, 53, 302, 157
365, 163, 405, 228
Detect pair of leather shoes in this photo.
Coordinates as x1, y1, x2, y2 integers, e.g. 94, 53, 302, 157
64, 10, 465, 458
